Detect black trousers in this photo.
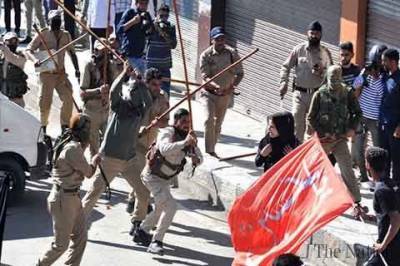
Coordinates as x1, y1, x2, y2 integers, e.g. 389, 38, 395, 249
89, 28, 107, 52
64, 0, 75, 39
4, 0, 21, 32
379, 124, 400, 184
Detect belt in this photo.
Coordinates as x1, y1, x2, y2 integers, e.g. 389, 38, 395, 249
204, 88, 226, 97
54, 184, 79, 193
295, 86, 318, 93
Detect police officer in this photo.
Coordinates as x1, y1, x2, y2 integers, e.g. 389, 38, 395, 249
25, 10, 80, 134
200, 26, 244, 158
80, 39, 121, 158
0, 32, 29, 107
134, 108, 202, 255
280, 20, 333, 142
307, 65, 364, 215
126, 68, 169, 234
37, 113, 100, 266
81, 63, 153, 227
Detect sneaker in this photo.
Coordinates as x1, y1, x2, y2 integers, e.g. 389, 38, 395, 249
147, 240, 164, 255
20, 35, 32, 44
129, 220, 141, 236
133, 228, 152, 246
126, 199, 135, 213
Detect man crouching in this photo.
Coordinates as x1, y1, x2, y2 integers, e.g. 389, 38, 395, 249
133, 108, 203, 255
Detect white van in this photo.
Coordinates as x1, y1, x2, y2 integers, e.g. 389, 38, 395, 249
0, 92, 47, 196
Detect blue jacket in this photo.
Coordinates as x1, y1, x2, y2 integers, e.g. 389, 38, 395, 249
117, 8, 149, 57
380, 70, 400, 127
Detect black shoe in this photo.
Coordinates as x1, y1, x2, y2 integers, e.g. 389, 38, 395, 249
207, 151, 220, 159
147, 203, 153, 214
129, 220, 141, 236
126, 199, 135, 213
20, 35, 32, 44
61, 125, 68, 134
147, 240, 164, 255
133, 228, 152, 246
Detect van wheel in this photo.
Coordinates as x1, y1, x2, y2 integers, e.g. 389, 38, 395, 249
0, 158, 26, 195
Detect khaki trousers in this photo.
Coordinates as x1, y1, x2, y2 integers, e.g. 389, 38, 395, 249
11, 97, 25, 108
24, 0, 45, 36
81, 156, 150, 221
39, 72, 73, 127
39, 190, 87, 266
322, 139, 361, 203
141, 174, 177, 242
127, 145, 147, 202
292, 90, 314, 142
201, 91, 231, 153
83, 108, 108, 158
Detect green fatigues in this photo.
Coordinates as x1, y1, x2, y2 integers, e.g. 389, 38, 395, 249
200, 45, 244, 153
0, 47, 28, 108
81, 73, 153, 222
307, 84, 362, 202
26, 29, 75, 127
80, 59, 122, 158
38, 141, 93, 266
280, 42, 333, 142
141, 127, 203, 242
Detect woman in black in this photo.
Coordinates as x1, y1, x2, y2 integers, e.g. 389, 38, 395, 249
255, 111, 300, 172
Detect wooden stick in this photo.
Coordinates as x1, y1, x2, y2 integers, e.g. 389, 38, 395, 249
143, 48, 258, 132
103, 0, 112, 86
54, 0, 126, 64
38, 33, 88, 65
219, 152, 257, 162
171, 78, 201, 87
172, 0, 193, 130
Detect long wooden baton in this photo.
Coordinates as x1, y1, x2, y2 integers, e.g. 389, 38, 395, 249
171, 78, 200, 87
38, 33, 88, 65
172, 0, 193, 130
32, 24, 81, 113
219, 152, 257, 162
54, 0, 126, 64
144, 48, 259, 132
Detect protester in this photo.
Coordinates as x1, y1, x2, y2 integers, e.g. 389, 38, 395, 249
0, 32, 29, 108
134, 108, 202, 255
81, 64, 153, 229
125, 68, 169, 233
4, 0, 22, 37
364, 146, 400, 266
339, 41, 360, 88
307, 65, 364, 216
21, 0, 46, 44
117, 0, 152, 76
379, 48, 400, 185
255, 111, 300, 172
36, 114, 100, 266
25, 10, 80, 134
200, 26, 244, 158
352, 44, 386, 184
115, 0, 133, 30
145, 4, 177, 96
280, 20, 332, 142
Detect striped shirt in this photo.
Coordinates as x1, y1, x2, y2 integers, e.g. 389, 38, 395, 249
342, 64, 360, 88
354, 75, 384, 120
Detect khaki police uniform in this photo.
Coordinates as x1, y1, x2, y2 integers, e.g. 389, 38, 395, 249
0, 45, 28, 107
200, 45, 244, 154
140, 127, 203, 242
80, 59, 121, 157
26, 29, 75, 127
24, 0, 46, 37
38, 141, 93, 266
127, 91, 169, 205
280, 42, 333, 142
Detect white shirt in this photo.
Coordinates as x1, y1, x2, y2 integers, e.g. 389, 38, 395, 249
87, 0, 116, 29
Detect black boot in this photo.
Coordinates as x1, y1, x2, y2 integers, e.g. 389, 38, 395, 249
20, 35, 32, 44
41, 126, 47, 134
133, 228, 152, 246
129, 220, 141, 236
126, 199, 135, 213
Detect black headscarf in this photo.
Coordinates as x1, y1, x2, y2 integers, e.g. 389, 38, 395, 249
269, 111, 297, 159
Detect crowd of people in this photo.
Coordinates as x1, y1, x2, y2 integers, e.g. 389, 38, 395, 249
0, 0, 398, 265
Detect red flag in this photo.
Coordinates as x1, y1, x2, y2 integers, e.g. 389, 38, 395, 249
228, 135, 353, 266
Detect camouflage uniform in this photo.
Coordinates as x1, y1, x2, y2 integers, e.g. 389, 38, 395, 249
307, 65, 362, 203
